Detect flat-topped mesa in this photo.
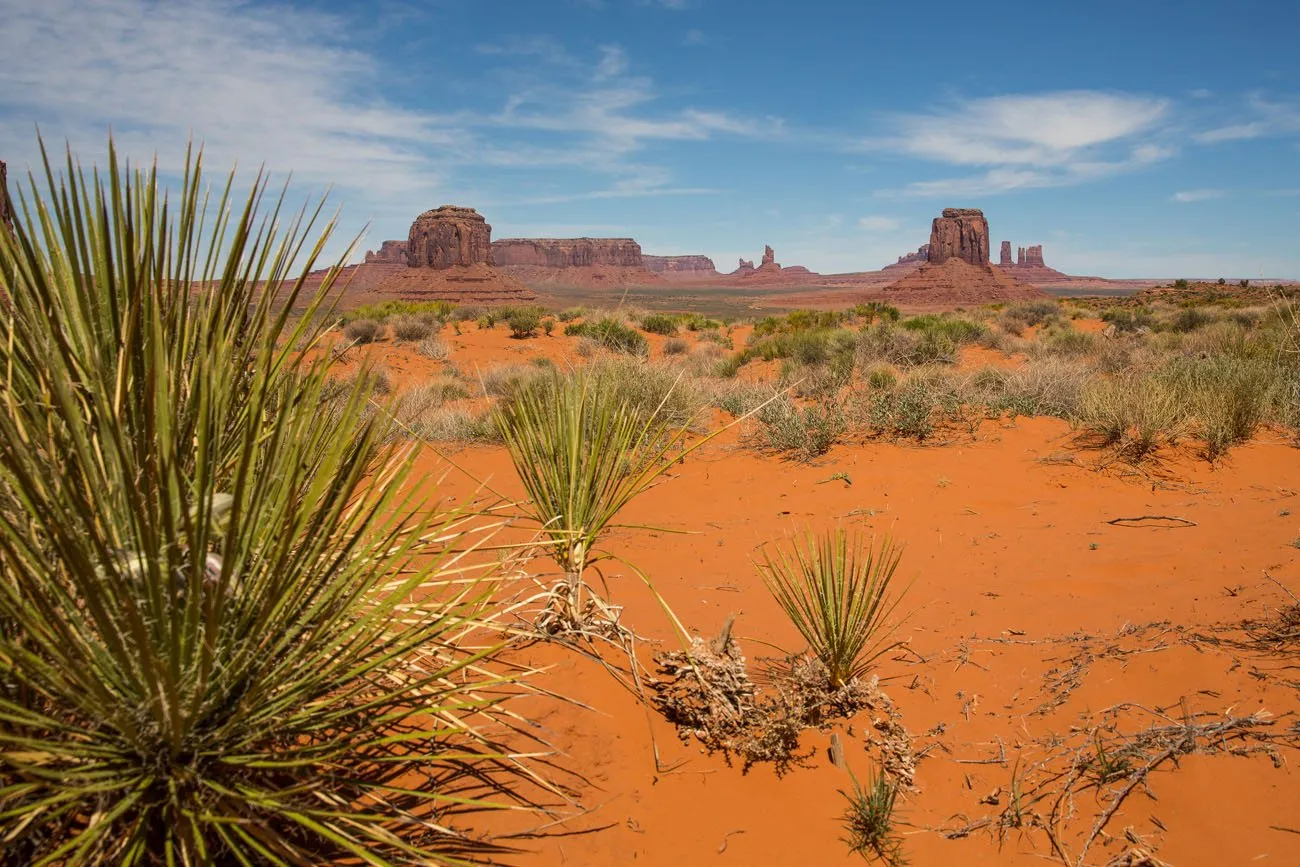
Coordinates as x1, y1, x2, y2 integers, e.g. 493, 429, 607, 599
929, 208, 990, 266
364, 240, 408, 264
1023, 245, 1044, 266
885, 244, 930, 270
407, 206, 492, 269
491, 237, 643, 268
1000, 241, 1013, 267
643, 254, 718, 274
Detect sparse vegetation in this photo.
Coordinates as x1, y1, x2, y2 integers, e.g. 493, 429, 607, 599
840, 768, 907, 866
343, 317, 381, 344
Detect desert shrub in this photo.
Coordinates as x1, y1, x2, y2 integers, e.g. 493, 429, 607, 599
752, 396, 847, 460
565, 316, 649, 355
1174, 278, 1191, 290
1101, 307, 1155, 333
858, 323, 960, 368
1001, 300, 1062, 329
699, 328, 734, 349
758, 530, 905, 688
343, 317, 380, 344
417, 334, 452, 360
346, 299, 456, 323
682, 313, 724, 331
397, 376, 471, 417
862, 375, 952, 440
0, 141, 547, 863
1036, 326, 1098, 357
404, 407, 499, 443
390, 314, 434, 342
542, 316, 556, 335
663, 337, 689, 355
1078, 372, 1186, 459
850, 302, 902, 325
714, 351, 747, 378
1168, 306, 1215, 333
478, 363, 545, 398
714, 382, 777, 418
453, 304, 486, 322
901, 313, 987, 345
477, 311, 499, 329
557, 306, 585, 322
1163, 356, 1277, 458
640, 313, 679, 335
507, 306, 544, 338
978, 359, 1088, 419
865, 363, 899, 391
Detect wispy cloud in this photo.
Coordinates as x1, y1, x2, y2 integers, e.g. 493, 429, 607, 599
1193, 94, 1300, 144
1172, 189, 1226, 203
857, 216, 902, 231
868, 91, 1172, 196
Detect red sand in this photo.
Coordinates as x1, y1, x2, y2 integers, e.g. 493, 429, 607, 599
363, 324, 1300, 866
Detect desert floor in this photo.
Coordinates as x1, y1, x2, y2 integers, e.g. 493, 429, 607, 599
354, 320, 1300, 866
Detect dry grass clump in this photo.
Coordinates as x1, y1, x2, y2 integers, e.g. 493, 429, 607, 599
662, 336, 689, 355
390, 314, 435, 342
652, 625, 909, 775
343, 317, 381, 344
1077, 373, 1186, 459
478, 362, 547, 398
416, 334, 452, 360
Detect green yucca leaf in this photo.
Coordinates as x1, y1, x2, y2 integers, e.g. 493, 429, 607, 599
758, 529, 906, 689
0, 138, 560, 864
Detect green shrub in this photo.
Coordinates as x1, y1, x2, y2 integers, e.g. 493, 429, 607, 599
343, 317, 381, 344
557, 306, 585, 322
1168, 307, 1215, 333
840, 767, 907, 867
753, 396, 847, 460
1101, 307, 1155, 333
0, 140, 546, 863
1037, 327, 1098, 357
507, 307, 543, 338
640, 313, 679, 335
346, 299, 456, 323
850, 302, 902, 324
901, 313, 987, 344
542, 316, 556, 336
1078, 372, 1186, 459
564, 317, 649, 355
1163, 356, 1276, 458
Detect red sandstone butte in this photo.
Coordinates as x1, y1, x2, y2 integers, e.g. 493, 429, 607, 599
999, 240, 1013, 266
882, 257, 1044, 304
407, 206, 493, 269
884, 244, 930, 270
364, 240, 408, 264
929, 208, 990, 266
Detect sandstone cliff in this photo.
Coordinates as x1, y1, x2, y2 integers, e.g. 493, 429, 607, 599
996, 241, 1068, 282
364, 240, 408, 264
1000, 241, 1013, 266
491, 237, 644, 268
407, 206, 493, 269
882, 258, 1045, 304
885, 245, 930, 270
643, 254, 718, 274
928, 208, 990, 266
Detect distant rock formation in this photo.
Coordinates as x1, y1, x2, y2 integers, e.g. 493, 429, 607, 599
407, 206, 493, 269
929, 208, 990, 266
364, 240, 408, 264
491, 237, 643, 268
643, 254, 718, 274
363, 205, 534, 302
735, 258, 755, 274
0, 160, 10, 232
997, 241, 1067, 282
882, 258, 1045, 304
885, 245, 930, 270
761, 245, 776, 268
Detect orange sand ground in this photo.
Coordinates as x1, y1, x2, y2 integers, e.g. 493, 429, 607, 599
352, 322, 1300, 866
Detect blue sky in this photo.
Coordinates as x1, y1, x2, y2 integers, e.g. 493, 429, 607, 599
1, 0, 1298, 278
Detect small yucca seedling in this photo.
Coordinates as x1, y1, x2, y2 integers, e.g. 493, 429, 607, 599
759, 529, 905, 689
841, 767, 907, 865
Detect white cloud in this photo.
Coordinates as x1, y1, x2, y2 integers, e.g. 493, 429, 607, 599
1194, 122, 1269, 143
857, 216, 901, 231
595, 45, 630, 80
1172, 189, 1226, 202
869, 91, 1172, 197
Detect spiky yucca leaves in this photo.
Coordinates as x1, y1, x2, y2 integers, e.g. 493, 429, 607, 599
840, 767, 907, 866
759, 530, 905, 689
0, 142, 554, 865
496, 370, 688, 630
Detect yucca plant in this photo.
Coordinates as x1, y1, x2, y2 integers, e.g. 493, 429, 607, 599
758, 530, 905, 689
840, 766, 907, 865
0, 141, 556, 864
495, 370, 688, 632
